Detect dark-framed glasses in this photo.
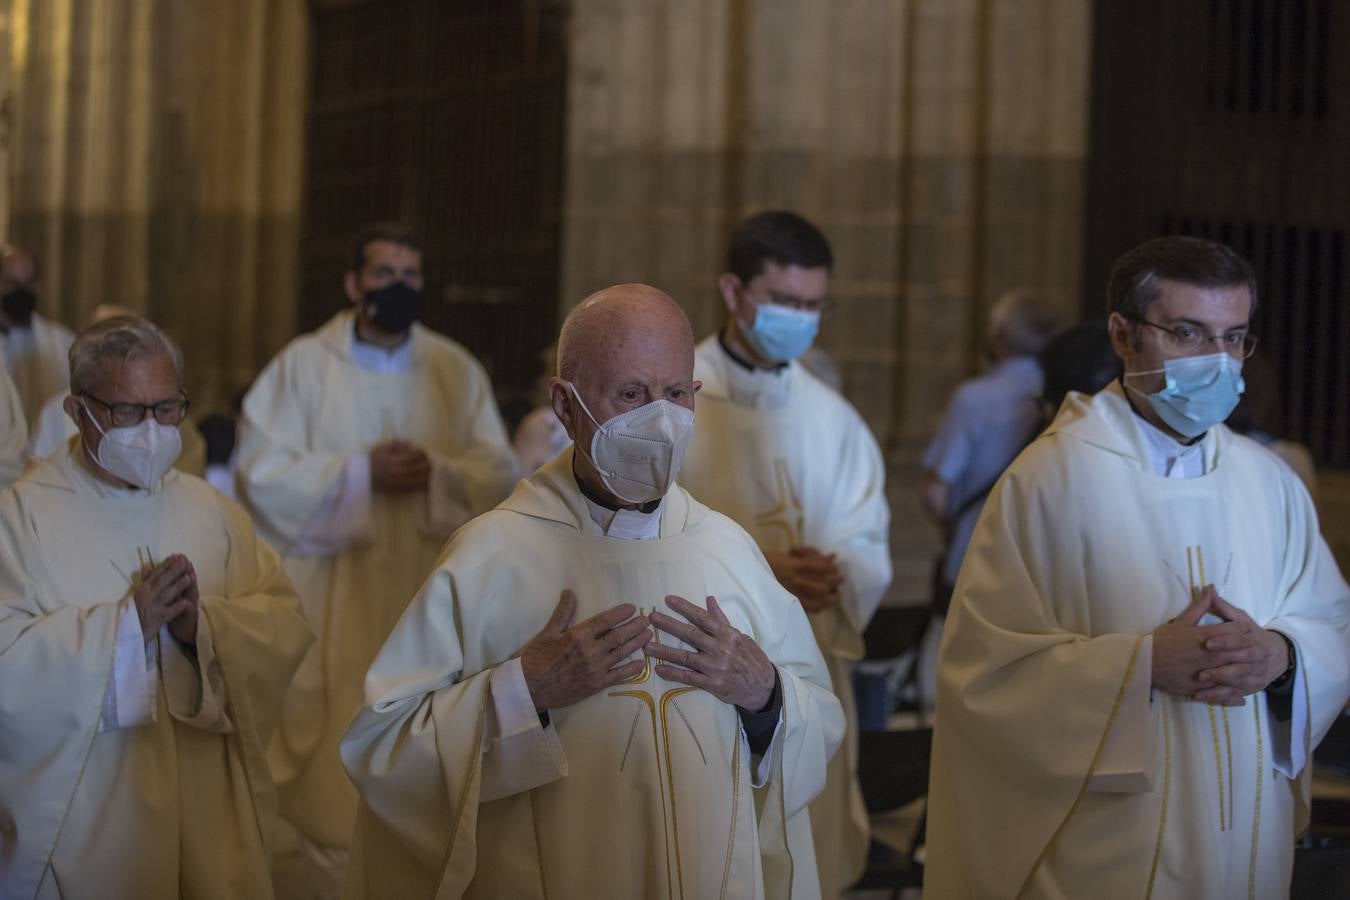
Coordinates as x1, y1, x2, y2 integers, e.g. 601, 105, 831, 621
1128, 317, 1259, 359
83, 393, 190, 428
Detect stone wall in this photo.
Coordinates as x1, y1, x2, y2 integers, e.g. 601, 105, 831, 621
2, 0, 306, 411
561, 0, 1094, 603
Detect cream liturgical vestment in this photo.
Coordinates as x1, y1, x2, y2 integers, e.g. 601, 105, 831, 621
339, 447, 845, 900
679, 336, 891, 896
0, 367, 26, 486
234, 311, 517, 849
1, 313, 74, 428
926, 383, 1350, 900
0, 445, 312, 900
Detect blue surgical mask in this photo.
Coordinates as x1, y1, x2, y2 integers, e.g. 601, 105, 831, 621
745, 303, 820, 363
1125, 352, 1245, 438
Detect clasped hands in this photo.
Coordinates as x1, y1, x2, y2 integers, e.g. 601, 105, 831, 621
764, 545, 844, 614
133, 553, 200, 646
519, 590, 776, 714
1151, 584, 1289, 707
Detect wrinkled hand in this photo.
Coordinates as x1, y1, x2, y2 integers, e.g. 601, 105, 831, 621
1151, 585, 1284, 707
519, 590, 652, 712
648, 595, 776, 711
134, 554, 199, 644
764, 546, 844, 614
370, 440, 431, 493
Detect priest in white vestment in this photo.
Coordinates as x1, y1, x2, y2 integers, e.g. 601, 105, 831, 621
340, 284, 844, 900
233, 223, 518, 890
0, 315, 312, 900
926, 236, 1350, 899
0, 366, 27, 486
679, 212, 891, 897
0, 245, 74, 427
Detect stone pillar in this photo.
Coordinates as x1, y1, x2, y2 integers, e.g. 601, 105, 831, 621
561, 0, 1093, 603
4, 0, 306, 410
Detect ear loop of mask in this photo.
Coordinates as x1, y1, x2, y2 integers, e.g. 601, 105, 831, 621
78, 398, 111, 469
565, 382, 618, 480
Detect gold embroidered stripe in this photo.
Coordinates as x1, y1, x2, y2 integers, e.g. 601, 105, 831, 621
1144, 701, 1173, 900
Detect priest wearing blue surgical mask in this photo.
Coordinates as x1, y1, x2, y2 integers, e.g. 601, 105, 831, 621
233, 222, 518, 896
679, 211, 892, 898
339, 283, 843, 900
0, 315, 311, 899
925, 236, 1350, 899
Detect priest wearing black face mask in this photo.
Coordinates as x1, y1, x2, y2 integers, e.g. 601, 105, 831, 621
0, 243, 75, 427
232, 221, 519, 897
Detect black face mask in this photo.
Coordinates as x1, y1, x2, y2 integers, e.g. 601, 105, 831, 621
1, 286, 37, 327
361, 282, 423, 334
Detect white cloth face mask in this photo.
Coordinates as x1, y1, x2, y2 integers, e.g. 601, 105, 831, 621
566, 382, 694, 505
81, 400, 182, 489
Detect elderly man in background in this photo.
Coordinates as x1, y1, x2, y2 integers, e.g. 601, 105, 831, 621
25, 304, 208, 476
0, 243, 74, 427
679, 211, 891, 897
0, 315, 311, 899
340, 283, 843, 900
916, 288, 1057, 703
234, 222, 518, 895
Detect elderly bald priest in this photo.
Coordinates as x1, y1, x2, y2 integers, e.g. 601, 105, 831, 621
0, 316, 312, 900
340, 284, 844, 900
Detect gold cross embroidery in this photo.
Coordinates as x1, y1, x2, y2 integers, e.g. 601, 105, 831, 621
754, 458, 803, 548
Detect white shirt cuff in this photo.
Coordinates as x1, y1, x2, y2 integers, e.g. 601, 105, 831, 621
746, 710, 786, 789
290, 454, 373, 556
1268, 666, 1308, 779
490, 657, 544, 739
479, 658, 568, 803
1089, 635, 1156, 792
98, 600, 159, 732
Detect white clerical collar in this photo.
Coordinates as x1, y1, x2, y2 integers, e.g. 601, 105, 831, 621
715, 335, 792, 411
582, 493, 664, 540
64, 442, 165, 498
349, 323, 414, 374
1133, 412, 1208, 479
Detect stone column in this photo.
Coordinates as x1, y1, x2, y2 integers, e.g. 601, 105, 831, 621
4, 0, 306, 410
561, 0, 1093, 602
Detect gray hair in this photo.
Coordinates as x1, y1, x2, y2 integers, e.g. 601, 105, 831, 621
69, 315, 184, 395
988, 288, 1058, 356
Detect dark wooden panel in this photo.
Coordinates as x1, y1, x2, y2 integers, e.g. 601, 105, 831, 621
300, 0, 567, 403
1086, 0, 1350, 466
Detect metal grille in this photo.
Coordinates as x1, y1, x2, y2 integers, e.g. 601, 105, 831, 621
1161, 216, 1349, 465
1204, 0, 1331, 119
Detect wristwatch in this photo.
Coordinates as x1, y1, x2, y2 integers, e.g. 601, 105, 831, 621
1267, 630, 1297, 693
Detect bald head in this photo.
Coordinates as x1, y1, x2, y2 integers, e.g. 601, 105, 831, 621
557, 283, 694, 384
549, 284, 700, 493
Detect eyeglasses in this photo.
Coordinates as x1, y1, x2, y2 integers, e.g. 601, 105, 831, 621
1127, 316, 1259, 359
744, 289, 835, 315
83, 393, 190, 428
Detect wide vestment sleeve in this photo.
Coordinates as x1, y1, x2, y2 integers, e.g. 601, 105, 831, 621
338, 549, 516, 900
1265, 476, 1350, 829
815, 408, 891, 660
925, 453, 1148, 899
177, 494, 314, 881
0, 495, 123, 900
718, 523, 846, 899
421, 354, 519, 537
234, 342, 353, 547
